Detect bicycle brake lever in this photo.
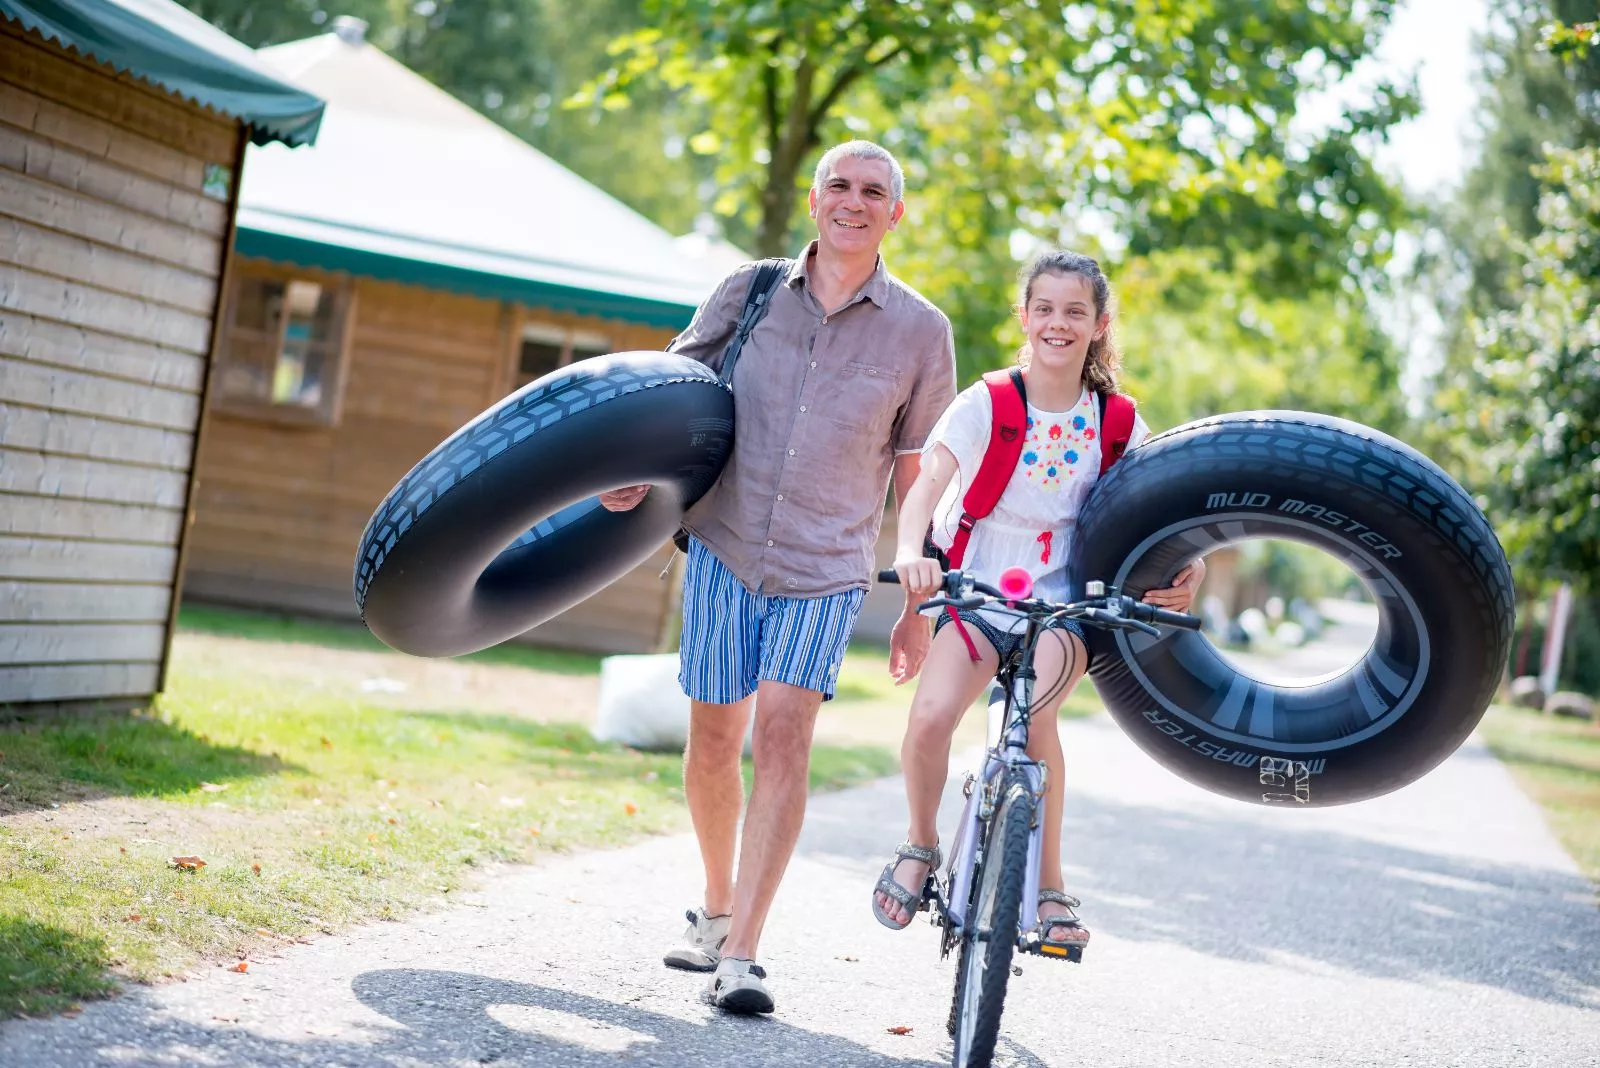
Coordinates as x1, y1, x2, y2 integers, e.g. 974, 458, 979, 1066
1127, 619, 1161, 638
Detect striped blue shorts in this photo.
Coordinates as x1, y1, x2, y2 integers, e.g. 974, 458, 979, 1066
677, 538, 866, 703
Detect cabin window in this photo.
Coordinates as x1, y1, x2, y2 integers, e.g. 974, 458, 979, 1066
515, 324, 612, 391
215, 268, 354, 425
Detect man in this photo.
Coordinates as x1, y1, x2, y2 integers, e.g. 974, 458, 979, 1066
599, 140, 956, 1014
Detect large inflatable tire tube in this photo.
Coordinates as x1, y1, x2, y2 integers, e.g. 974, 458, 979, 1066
1068, 411, 1515, 807
354, 351, 732, 658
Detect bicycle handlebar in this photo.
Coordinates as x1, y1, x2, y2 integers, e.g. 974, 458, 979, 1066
876, 567, 1202, 632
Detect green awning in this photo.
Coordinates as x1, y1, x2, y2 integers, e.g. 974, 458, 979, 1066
0, 0, 324, 146
235, 210, 698, 330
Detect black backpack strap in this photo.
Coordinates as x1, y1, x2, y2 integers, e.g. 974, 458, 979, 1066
1095, 389, 1106, 429
717, 257, 790, 385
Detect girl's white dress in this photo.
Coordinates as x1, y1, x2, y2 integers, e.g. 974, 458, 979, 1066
922, 380, 1150, 631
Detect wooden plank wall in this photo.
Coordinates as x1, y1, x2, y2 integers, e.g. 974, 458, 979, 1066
184, 269, 685, 654
0, 19, 239, 705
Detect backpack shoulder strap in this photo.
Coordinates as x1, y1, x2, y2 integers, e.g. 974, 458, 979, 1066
716, 257, 790, 384
1098, 391, 1136, 475
945, 367, 1028, 568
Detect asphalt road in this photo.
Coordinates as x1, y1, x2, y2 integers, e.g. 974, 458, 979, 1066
4, 698, 1596, 1068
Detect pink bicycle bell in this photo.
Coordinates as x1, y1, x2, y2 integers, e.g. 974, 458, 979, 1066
997, 566, 1034, 602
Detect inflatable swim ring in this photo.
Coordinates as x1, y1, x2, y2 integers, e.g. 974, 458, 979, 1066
354, 351, 732, 657
1069, 411, 1515, 806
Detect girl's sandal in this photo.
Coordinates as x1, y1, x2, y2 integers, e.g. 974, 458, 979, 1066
870, 842, 942, 930
1037, 888, 1090, 956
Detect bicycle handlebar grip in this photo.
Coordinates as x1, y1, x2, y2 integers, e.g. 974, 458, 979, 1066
877, 569, 900, 584
1152, 607, 1203, 630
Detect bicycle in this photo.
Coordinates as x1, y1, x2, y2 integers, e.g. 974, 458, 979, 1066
876, 565, 1202, 1068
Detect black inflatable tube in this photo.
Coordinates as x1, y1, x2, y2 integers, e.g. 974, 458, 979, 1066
1069, 410, 1515, 808
354, 352, 732, 657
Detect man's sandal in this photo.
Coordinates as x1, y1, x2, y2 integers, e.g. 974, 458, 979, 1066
1036, 889, 1090, 955
871, 842, 941, 930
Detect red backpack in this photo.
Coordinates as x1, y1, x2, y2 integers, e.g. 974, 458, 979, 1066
934, 367, 1136, 659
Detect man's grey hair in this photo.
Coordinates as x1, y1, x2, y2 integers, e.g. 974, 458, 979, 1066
812, 140, 905, 203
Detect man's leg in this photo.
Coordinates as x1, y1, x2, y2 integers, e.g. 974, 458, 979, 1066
668, 537, 760, 971
717, 584, 864, 966
684, 695, 753, 917
716, 679, 823, 962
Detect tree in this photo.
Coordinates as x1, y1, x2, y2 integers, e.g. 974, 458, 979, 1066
1422, 4, 1599, 591
589, 0, 1414, 278
1445, 146, 1599, 588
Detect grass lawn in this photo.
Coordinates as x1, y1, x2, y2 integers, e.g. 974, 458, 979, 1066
0, 606, 901, 1018
1478, 702, 1600, 888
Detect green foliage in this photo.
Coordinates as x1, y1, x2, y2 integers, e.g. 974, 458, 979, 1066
591, 0, 1414, 291
1423, 5, 1600, 593
1113, 250, 1407, 435
1445, 146, 1600, 588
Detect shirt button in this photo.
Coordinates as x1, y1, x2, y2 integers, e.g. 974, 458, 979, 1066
776, 494, 784, 501
785, 578, 797, 587
766, 540, 775, 547
799, 405, 807, 413
788, 448, 795, 456
810, 361, 817, 369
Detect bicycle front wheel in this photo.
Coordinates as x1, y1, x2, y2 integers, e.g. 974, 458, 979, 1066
950, 772, 1035, 1068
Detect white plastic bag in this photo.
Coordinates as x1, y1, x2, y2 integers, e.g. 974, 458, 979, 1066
592, 653, 753, 754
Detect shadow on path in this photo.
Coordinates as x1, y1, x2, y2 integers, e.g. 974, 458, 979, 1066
804, 778, 1600, 1011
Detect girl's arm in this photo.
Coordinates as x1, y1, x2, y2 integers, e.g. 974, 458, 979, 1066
893, 443, 959, 600
1143, 556, 1207, 612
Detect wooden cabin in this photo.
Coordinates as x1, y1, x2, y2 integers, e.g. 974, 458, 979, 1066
0, 1, 323, 711
181, 20, 725, 655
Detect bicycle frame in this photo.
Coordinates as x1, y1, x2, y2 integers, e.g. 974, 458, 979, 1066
937, 615, 1049, 942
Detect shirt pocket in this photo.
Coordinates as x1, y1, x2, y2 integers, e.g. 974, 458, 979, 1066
825, 361, 903, 434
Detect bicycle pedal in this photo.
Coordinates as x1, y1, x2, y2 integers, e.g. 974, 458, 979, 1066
1037, 943, 1084, 963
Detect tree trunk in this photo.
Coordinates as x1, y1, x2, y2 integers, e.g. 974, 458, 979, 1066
755, 56, 820, 257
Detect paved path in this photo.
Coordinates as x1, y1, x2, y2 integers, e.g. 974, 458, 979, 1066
4, 703, 1597, 1068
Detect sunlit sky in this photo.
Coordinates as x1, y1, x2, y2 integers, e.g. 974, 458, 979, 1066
1352, 0, 1493, 197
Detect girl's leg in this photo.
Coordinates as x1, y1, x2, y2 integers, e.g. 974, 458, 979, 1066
874, 622, 998, 927
1025, 626, 1090, 940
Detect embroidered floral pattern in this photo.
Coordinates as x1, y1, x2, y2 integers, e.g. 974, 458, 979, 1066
1022, 394, 1099, 491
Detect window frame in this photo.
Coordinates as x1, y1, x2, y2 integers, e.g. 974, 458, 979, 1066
511, 319, 612, 392
212, 261, 358, 427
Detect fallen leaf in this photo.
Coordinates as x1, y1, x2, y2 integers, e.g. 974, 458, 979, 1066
228, 961, 248, 973
170, 856, 206, 871
367, 833, 379, 842
119, 847, 126, 854
387, 817, 398, 825
526, 826, 542, 836
255, 928, 272, 937
251, 863, 261, 875
61, 1006, 83, 1018
124, 914, 142, 923
624, 802, 638, 816
200, 782, 229, 793
887, 1025, 913, 1036
320, 736, 333, 749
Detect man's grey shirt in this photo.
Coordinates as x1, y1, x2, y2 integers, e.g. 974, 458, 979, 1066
674, 242, 957, 597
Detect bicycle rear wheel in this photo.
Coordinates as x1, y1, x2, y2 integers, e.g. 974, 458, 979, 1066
949, 772, 1035, 1068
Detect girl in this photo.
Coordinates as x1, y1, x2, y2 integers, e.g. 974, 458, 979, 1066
871, 250, 1203, 948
